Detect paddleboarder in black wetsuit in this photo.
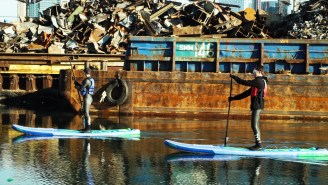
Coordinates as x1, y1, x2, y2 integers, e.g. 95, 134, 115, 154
229, 64, 268, 150
75, 68, 95, 133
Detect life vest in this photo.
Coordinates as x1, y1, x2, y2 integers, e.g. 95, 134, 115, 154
251, 79, 267, 98
81, 77, 95, 96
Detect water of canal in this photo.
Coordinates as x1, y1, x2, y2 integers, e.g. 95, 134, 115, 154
0, 106, 327, 185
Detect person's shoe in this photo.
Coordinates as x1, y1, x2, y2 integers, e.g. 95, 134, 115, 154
80, 125, 92, 133
248, 142, 262, 151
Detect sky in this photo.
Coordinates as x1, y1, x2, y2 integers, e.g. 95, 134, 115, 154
0, 0, 310, 23
0, 0, 18, 22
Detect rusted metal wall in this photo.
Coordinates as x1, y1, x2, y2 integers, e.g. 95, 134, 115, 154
63, 70, 328, 119
0, 53, 124, 94
0, 53, 124, 74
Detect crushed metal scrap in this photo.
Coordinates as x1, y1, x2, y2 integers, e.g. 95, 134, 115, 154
269, 0, 328, 39
0, 0, 271, 54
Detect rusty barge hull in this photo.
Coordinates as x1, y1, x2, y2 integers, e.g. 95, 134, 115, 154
63, 70, 328, 119
1, 36, 328, 119
86, 36, 327, 119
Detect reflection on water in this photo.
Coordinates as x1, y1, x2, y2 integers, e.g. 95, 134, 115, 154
0, 107, 328, 185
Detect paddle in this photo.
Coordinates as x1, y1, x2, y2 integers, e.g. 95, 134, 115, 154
224, 77, 233, 146
70, 58, 86, 129
69, 57, 83, 106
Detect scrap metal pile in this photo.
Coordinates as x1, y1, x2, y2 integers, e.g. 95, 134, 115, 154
270, 0, 328, 39
0, 0, 270, 54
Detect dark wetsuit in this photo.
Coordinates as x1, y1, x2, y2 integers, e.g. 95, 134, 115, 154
76, 77, 95, 128
231, 75, 268, 143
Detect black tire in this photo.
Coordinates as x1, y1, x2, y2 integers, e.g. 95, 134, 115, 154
106, 79, 129, 105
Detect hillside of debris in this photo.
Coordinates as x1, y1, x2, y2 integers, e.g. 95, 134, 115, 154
0, 0, 327, 55
268, 0, 328, 39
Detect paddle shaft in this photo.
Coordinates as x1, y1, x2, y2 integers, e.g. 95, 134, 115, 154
70, 58, 83, 106
224, 78, 233, 146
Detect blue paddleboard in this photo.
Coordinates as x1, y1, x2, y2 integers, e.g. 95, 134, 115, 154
164, 140, 328, 157
12, 124, 140, 138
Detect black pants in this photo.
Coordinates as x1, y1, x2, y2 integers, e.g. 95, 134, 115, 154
83, 94, 93, 128
251, 109, 262, 143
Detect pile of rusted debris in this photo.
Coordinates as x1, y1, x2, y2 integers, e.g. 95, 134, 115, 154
269, 0, 328, 39
0, 0, 270, 54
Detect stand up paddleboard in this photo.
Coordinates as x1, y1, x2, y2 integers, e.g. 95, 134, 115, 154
165, 140, 328, 157
12, 124, 140, 138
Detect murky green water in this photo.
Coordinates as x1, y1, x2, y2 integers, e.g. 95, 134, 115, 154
0, 107, 328, 185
